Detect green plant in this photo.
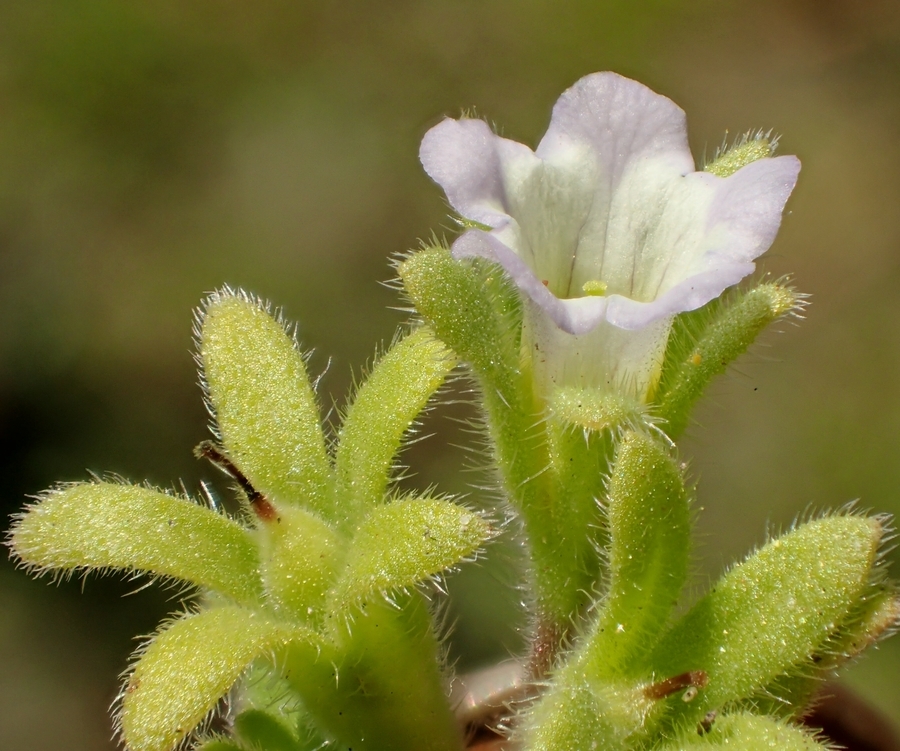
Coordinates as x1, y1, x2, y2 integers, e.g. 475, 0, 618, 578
9, 72, 898, 751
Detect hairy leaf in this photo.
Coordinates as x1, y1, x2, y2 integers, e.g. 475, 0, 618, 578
10, 483, 262, 606
657, 712, 827, 751
330, 497, 490, 609
200, 292, 333, 517
334, 327, 455, 525
650, 514, 882, 728
121, 606, 314, 751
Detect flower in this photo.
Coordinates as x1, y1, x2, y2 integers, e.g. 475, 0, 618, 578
419, 72, 800, 401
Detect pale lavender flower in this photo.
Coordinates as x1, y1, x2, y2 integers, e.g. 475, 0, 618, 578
420, 72, 800, 401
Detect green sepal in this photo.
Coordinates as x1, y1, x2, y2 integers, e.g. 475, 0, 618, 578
398, 247, 520, 394
334, 327, 455, 526
9, 482, 262, 607
284, 595, 463, 751
657, 712, 828, 751
522, 676, 655, 751
705, 131, 777, 178
655, 283, 799, 439
401, 248, 596, 637
234, 709, 302, 751
546, 387, 647, 586
329, 496, 491, 611
550, 386, 646, 433
199, 291, 333, 517
649, 514, 882, 729
121, 605, 315, 751
587, 431, 691, 677
234, 666, 331, 751
258, 504, 343, 622
542, 416, 613, 620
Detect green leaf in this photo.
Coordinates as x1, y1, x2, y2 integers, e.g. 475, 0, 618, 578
200, 291, 333, 518
259, 504, 343, 622
655, 283, 799, 439
330, 497, 490, 609
398, 247, 520, 393
234, 709, 301, 751
284, 595, 463, 751
9, 483, 262, 606
649, 514, 882, 729
334, 327, 455, 526
658, 712, 828, 751
587, 431, 691, 677
752, 588, 900, 716
121, 606, 314, 751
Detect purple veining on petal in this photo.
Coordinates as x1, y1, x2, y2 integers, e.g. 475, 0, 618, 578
451, 230, 608, 335
536, 72, 694, 192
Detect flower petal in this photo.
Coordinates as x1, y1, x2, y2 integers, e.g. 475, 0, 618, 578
536, 72, 694, 189
537, 72, 697, 297
452, 229, 610, 335
450, 152, 800, 334
420, 117, 591, 293
603, 154, 801, 330
419, 117, 535, 229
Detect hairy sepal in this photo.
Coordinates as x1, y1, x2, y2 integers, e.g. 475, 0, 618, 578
588, 431, 691, 677
655, 283, 800, 439
401, 249, 594, 633
398, 246, 521, 395
9, 482, 262, 606
705, 130, 777, 178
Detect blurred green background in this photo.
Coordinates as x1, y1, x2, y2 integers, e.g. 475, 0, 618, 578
2, 1, 899, 748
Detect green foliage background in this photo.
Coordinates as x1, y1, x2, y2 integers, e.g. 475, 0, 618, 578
1, 1, 899, 748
